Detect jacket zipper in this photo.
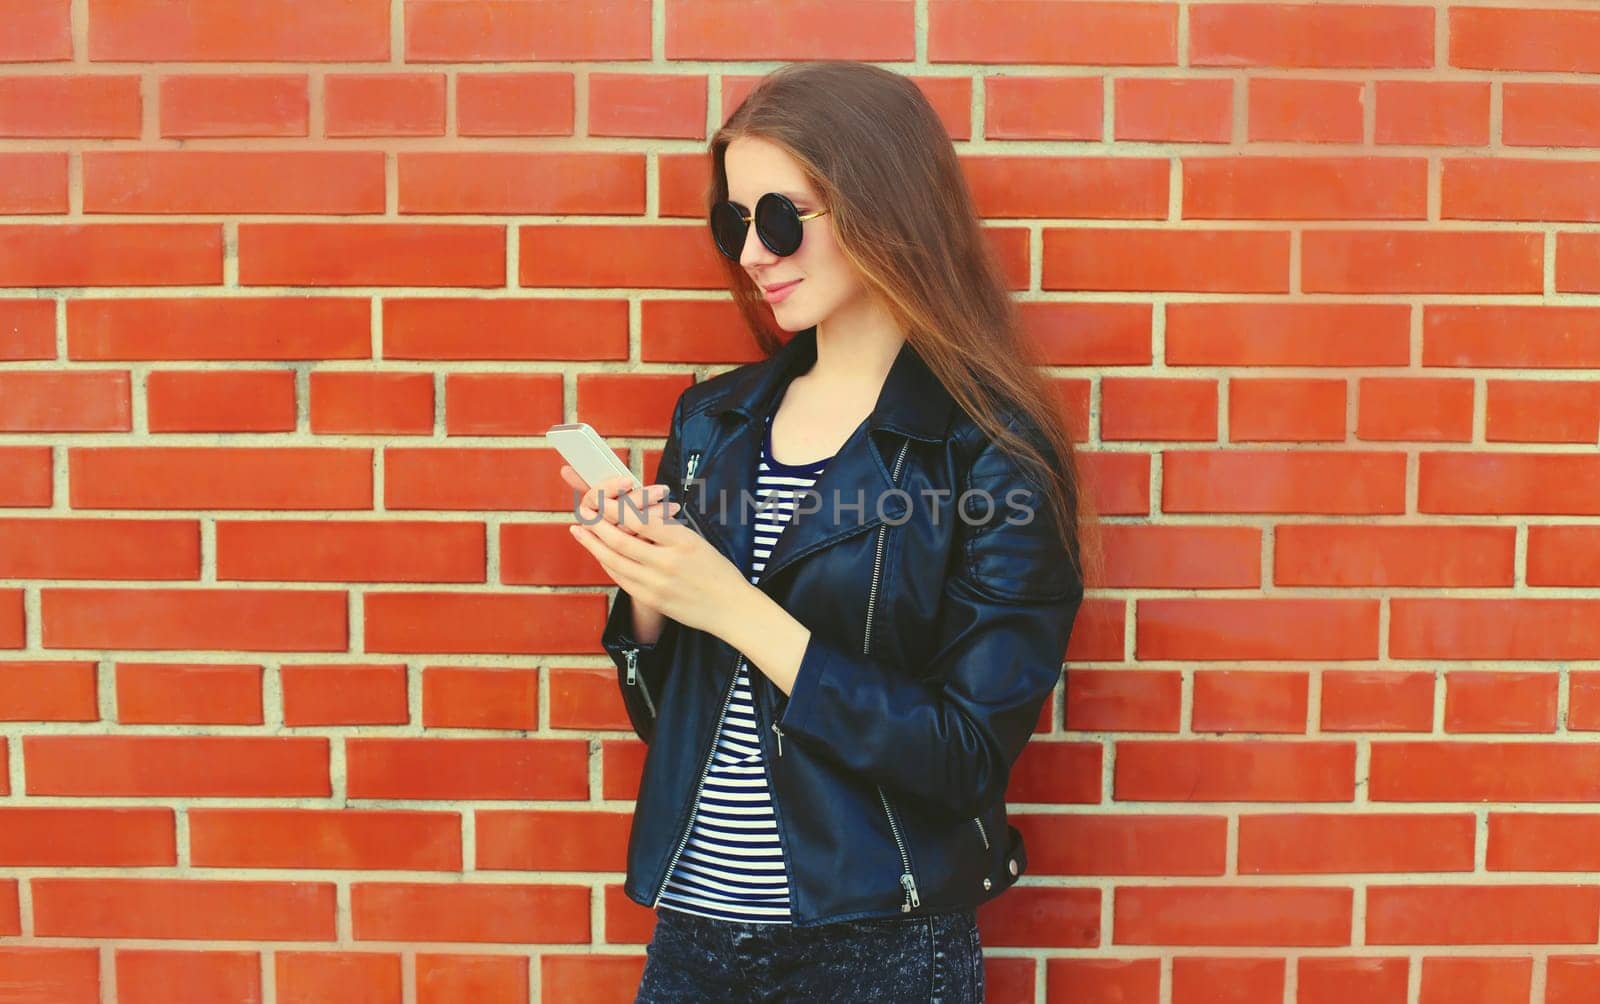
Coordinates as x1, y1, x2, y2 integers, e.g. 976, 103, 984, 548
866, 437, 919, 913
879, 787, 920, 912
974, 815, 989, 849
651, 649, 743, 909
623, 646, 655, 718
623, 446, 703, 724
674, 448, 711, 539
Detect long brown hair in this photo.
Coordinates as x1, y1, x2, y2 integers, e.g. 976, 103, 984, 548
707, 59, 1104, 591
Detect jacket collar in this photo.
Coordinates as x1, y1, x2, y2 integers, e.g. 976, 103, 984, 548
683, 325, 956, 586
708, 324, 955, 444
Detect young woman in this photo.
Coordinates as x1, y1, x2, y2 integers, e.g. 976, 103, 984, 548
565, 60, 1099, 1003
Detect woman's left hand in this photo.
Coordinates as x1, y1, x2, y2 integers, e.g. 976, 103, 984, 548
569, 492, 752, 641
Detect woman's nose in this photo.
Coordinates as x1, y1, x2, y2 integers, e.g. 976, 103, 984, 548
740, 225, 778, 269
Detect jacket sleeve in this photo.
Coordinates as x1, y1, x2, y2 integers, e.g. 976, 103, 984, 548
599, 390, 689, 745
774, 416, 1084, 819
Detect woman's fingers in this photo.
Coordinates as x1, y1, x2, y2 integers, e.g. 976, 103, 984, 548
590, 482, 671, 532
581, 510, 658, 563
553, 468, 673, 529
570, 517, 653, 599
558, 465, 628, 512
577, 473, 627, 515
557, 463, 587, 494
623, 500, 686, 544
592, 479, 652, 524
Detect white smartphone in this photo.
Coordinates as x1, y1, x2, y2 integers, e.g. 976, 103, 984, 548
548, 421, 638, 492
547, 421, 702, 534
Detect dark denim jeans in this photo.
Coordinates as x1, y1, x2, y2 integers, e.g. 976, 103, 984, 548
635, 905, 985, 1003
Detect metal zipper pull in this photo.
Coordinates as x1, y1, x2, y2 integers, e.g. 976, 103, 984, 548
771, 720, 783, 756
624, 647, 638, 686
900, 873, 920, 912
683, 450, 701, 482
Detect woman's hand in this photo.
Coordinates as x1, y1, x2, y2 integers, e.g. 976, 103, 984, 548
559, 465, 752, 641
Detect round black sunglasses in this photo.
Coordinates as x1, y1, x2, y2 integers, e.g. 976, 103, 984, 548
710, 192, 829, 261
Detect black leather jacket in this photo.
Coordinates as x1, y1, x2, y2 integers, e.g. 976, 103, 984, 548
599, 325, 1084, 927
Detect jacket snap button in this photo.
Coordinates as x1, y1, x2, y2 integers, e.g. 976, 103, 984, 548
982, 877, 991, 890
1007, 858, 1018, 876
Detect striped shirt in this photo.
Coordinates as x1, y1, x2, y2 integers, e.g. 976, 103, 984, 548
656, 408, 834, 924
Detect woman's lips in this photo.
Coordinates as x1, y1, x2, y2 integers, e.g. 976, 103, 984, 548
764, 279, 802, 302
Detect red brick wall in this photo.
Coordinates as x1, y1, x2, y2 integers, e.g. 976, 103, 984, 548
3, 2, 1600, 1002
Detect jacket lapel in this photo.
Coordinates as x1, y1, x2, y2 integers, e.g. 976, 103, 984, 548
681, 325, 955, 588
